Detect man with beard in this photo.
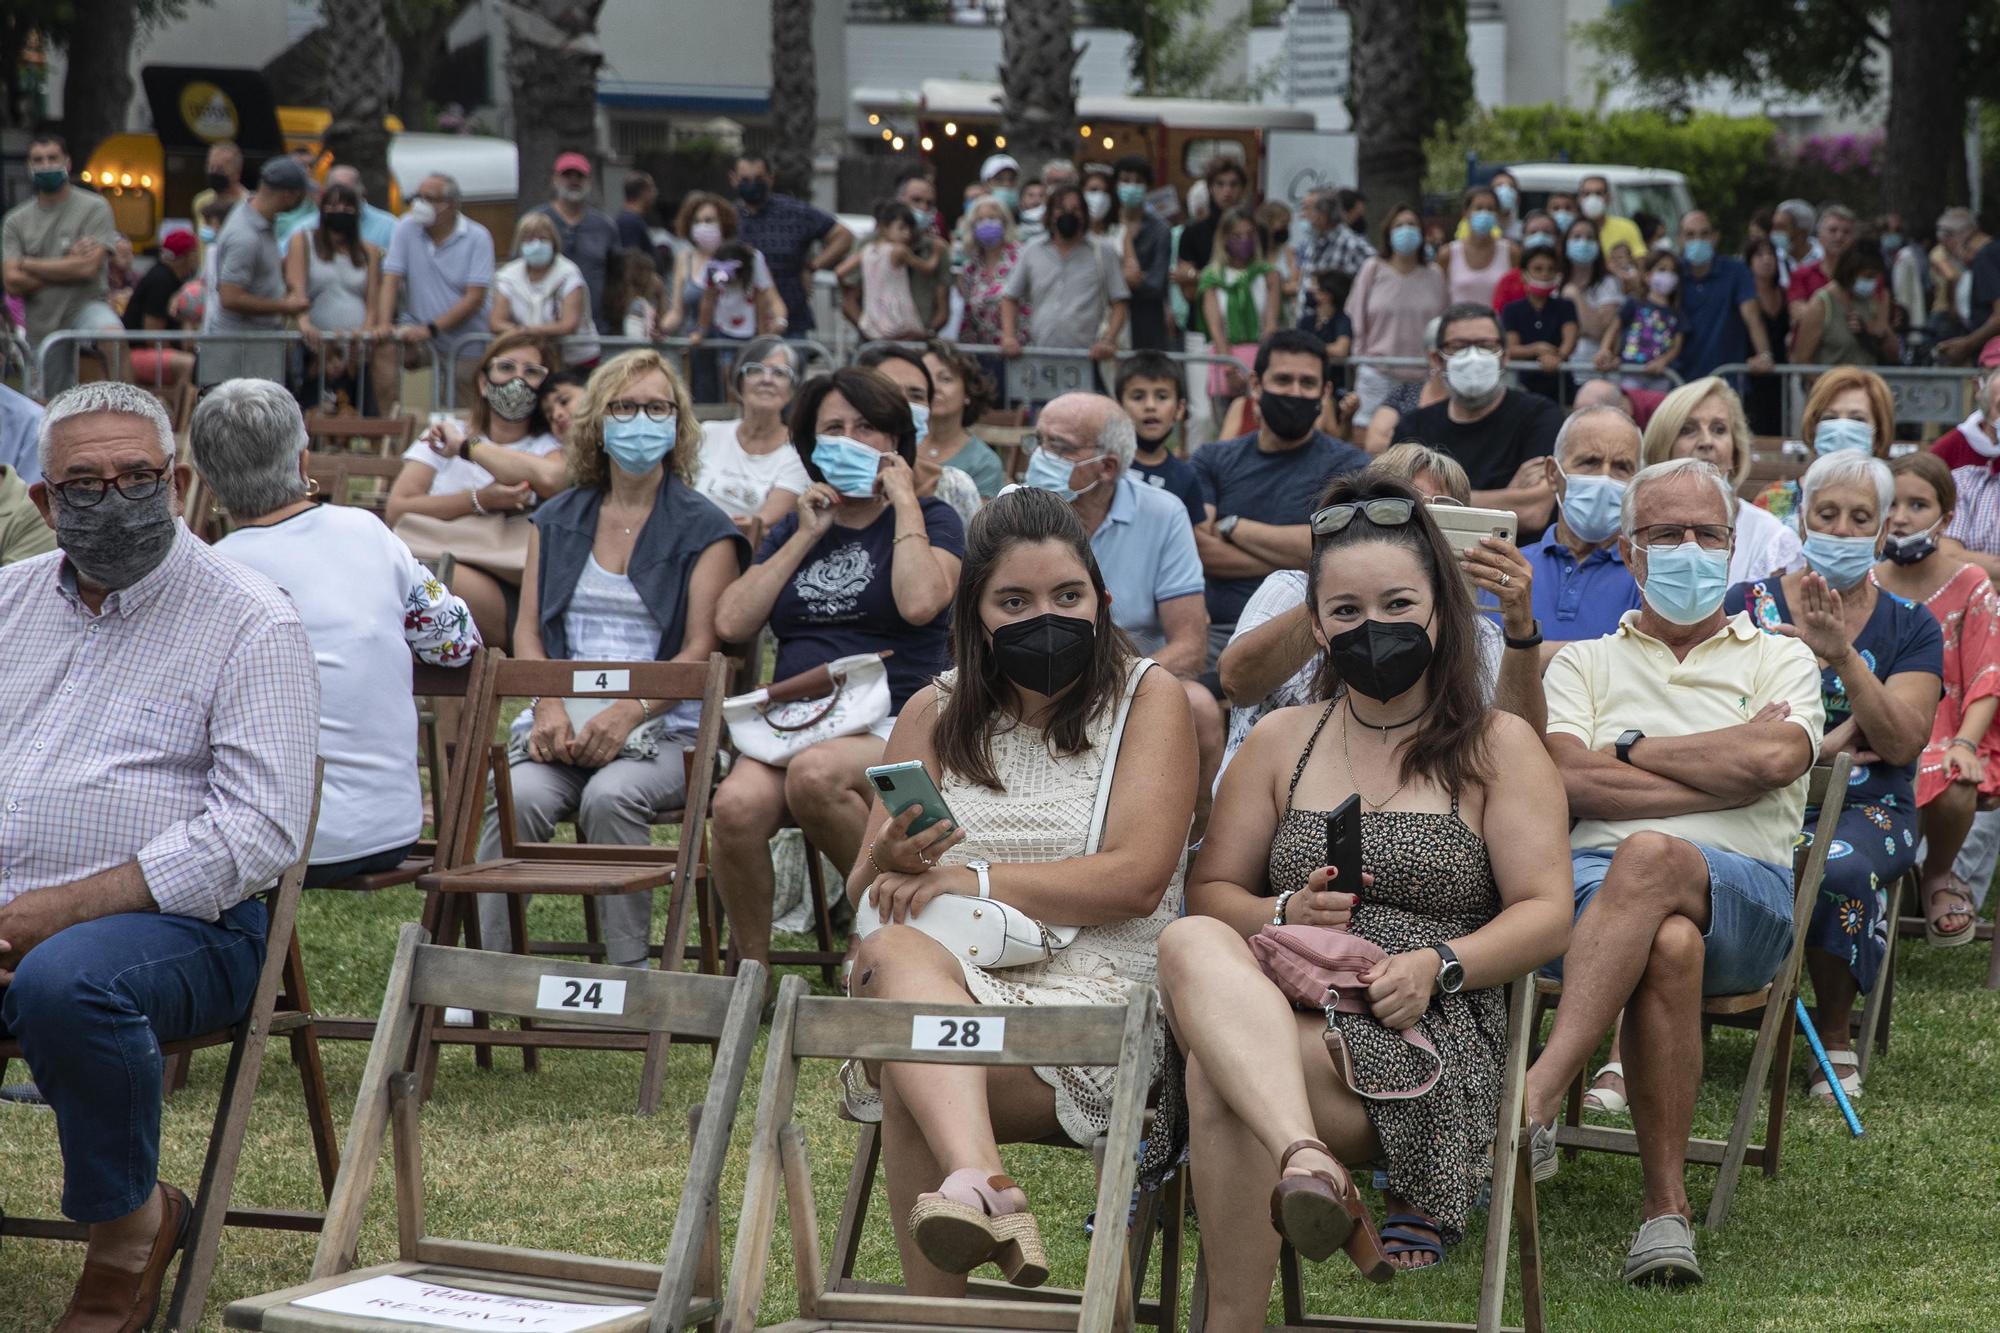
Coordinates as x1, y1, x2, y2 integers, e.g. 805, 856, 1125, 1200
0, 381, 319, 1332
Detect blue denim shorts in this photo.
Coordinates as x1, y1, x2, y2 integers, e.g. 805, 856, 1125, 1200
1544, 842, 1795, 996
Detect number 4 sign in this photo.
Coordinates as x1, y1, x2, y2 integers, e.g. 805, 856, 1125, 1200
572, 668, 631, 693
535, 974, 628, 1016
911, 1014, 1005, 1052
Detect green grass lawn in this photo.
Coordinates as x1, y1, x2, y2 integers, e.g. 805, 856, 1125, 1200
3, 883, 1998, 1331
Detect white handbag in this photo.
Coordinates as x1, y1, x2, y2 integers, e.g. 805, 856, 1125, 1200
723, 651, 893, 767
852, 657, 1153, 969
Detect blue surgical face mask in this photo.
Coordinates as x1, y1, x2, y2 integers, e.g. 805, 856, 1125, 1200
1880, 232, 1904, 256
1682, 238, 1715, 267
602, 414, 676, 474
1023, 446, 1106, 503
812, 435, 884, 497
520, 238, 554, 267
1558, 469, 1627, 545
1566, 237, 1599, 265
1469, 209, 1498, 236
908, 402, 930, 440
198, 225, 217, 244
1116, 182, 1146, 209
1801, 528, 1881, 590
1772, 232, 1792, 257
1814, 418, 1875, 457
1389, 224, 1423, 256
1551, 209, 1576, 234
1641, 541, 1732, 625
1523, 231, 1556, 253
1494, 184, 1518, 215
991, 186, 1019, 213
1851, 276, 1879, 300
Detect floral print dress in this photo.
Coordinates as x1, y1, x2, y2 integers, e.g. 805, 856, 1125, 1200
957, 242, 1025, 344
1727, 578, 1945, 991
1913, 562, 2000, 805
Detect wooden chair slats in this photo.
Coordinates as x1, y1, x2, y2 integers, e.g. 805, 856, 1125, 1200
403, 942, 738, 1040
788, 996, 1129, 1067
305, 412, 417, 456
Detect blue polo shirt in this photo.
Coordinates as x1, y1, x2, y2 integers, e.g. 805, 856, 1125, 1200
1090, 473, 1205, 655
1674, 256, 1756, 380
384, 213, 496, 347
1523, 533, 1642, 641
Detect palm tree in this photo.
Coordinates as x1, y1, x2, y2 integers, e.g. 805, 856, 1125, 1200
1000, 0, 1079, 165
320, 0, 393, 202
1346, 0, 1426, 214
505, 0, 607, 210
769, 0, 816, 197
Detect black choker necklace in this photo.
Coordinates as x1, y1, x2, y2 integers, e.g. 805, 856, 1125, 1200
1345, 693, 1429, 734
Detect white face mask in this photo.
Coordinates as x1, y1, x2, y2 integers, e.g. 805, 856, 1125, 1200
1084, 190, 1111, 220
1444, 347, 1502, 401
406, 198, 437, 228
1579, 194, 1607, 220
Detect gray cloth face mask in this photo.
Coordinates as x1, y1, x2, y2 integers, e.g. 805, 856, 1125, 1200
56, 483, 178, 591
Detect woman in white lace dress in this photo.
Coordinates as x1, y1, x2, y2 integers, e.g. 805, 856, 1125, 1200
844, 487, 1197, 1296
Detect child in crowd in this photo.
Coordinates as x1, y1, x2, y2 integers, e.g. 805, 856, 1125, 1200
1296, 270, 1353, 358
615, 250, 667, 341
1598, 249, 1683, 393
537, 369, 588, 445
1500, 245, 1579, 403
1116, 351, 1206, 525
692, 240, 774, 345
838, 198, 930, 341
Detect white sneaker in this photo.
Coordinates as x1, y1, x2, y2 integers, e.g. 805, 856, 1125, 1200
444, 1007, 473, 1026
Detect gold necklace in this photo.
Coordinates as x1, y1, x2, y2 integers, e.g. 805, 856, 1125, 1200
1340, 702, 1416, 811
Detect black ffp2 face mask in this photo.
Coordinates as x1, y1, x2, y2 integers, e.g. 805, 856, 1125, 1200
1325, 615, 1433, 703
1259, 390, 1321, 441
990, 613, 1095, 698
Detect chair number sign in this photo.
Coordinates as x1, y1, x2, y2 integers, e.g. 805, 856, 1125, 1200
911, 1014, 1005, 1051
573, 668, 631, 692
534, 974, 628, 1015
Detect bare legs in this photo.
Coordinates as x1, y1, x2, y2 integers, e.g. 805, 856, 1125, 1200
1921, 780, 1978, 937
1803, 947, 1858, 1057
1183, 680, 1225, 838
452, 563, 513, 650
852, 926, 1059, 1297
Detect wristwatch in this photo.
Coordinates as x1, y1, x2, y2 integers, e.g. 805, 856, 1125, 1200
1217, 514, 1242, 543
1271, 887, 1300, 926
1433, 943, 1465, 996
966, 858, 993, 899
1615, 729, 1645, 764
1504, 620, 1543, 651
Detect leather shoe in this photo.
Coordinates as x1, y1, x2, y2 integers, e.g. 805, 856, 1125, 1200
55, 1182, 191, 1332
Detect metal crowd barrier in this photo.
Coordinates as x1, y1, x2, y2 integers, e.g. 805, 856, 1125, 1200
1333, 353, 1685, 408
1709, 361, 1980, 438
34, 328, 440, 414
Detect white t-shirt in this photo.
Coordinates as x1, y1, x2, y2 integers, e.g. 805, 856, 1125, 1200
693, 419, 811, 518
1731, 496, 1805, 585
215, 505, 480, 863
698, 252, 775, 338
404, 431, 563, 496
493, 255, 600, 362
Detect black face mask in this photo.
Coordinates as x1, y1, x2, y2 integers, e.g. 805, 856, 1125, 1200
206, 171, 231, 194
736, 178, 769, 206
1326, 616, 1433, 703
1883, 529, 1937, 566
320, 210, 358, 238
990, 613, 1095, 698
1259, 390, 1321, 441
1053, 211, 1084, 240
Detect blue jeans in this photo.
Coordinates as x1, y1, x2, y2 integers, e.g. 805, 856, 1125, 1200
0, 901, 266, 1222
1544, 842, 1794, 996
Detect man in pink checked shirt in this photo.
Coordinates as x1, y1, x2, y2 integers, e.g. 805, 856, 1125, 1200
0, 380, 319, 1333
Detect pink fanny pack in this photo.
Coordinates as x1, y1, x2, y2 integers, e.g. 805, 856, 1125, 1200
1250, 924, 1442, 1102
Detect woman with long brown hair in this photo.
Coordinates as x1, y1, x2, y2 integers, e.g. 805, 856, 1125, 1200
840, 486, 1197, 1295
1154, 472, 1571, 1306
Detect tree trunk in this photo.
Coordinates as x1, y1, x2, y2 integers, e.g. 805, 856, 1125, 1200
1000, 0, 1079, 165
321, 0, 394, 203
56, 0, 137, 169
503, 0, 606, 212
768, 0, 816, 197
389, 0, 475, 131
1881, 0, 1967, 238
1346, 0, 1427, 215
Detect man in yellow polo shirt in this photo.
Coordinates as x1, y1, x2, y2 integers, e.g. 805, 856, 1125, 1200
1520, 457, 1823, 1288
1578, 174, 1646, 267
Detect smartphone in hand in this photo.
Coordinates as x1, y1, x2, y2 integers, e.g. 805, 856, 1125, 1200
1325, 792, 1363, 903
865, 760, 958, 836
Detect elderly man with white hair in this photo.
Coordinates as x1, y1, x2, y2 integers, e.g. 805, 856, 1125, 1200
1524, 457, 1824, 1288
0, 381, 319, 1330
1515, 403, 1645, 642
193, 379, 481, 886
377, 171, 495, 404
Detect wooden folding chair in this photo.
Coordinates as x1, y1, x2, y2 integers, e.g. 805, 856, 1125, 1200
722, 976, 1157, 1333
414, 653, 730, 1114
145, 378, 196, 435
1535, 756, 1853, 1231
0, 769, 338, 1331
223, 928, 766, 1332
306, 411, 417, 456
1850, 867, 1910, 1081
1179, 977, 1544, 1333
306, 450, 409, 516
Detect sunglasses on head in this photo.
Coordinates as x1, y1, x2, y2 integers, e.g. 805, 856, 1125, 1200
1310, 497, 1416, 536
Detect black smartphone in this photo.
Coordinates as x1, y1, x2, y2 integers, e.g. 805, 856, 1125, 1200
1326, 793, 1363, 900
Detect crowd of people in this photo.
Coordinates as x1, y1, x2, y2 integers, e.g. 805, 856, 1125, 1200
10, 138, 2000, 1333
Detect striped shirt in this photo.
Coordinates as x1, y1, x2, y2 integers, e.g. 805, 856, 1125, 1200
0, 525, 320, 919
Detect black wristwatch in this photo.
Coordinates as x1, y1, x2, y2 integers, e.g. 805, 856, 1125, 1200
425, 320, 440, 340
1433, 943, 1465, 996
1504, 620, 1543, 651
1615, 729, 1645, 764
1217, 514, 1242, 543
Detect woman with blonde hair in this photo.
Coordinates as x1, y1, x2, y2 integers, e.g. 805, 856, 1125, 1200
1752, 365, 1895, 521
1641, 375, 1804, 583
956, 195, 1023, 348
492, 211, 601, 365
472, 347, 749, 969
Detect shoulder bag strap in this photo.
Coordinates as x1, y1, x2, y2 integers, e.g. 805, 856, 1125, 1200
1085, 656, 1154, 855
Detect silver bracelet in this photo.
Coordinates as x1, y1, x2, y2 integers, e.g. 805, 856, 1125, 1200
1271, 888, 1300, 927
469, 489, 486, 515
1949, 736, 1978, 752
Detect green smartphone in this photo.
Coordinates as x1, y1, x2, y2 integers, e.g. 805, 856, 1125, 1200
865, 760, 957, 836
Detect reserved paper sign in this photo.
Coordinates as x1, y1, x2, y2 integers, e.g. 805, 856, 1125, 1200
293, 1275, 643, 1330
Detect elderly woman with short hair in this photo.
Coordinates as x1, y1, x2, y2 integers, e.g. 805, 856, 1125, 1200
192, 379, 481, 887
1642, 375, 1804, 584
692, 333, 812, 530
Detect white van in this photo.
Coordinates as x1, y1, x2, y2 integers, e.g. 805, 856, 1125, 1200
1501, 163, 1694, 229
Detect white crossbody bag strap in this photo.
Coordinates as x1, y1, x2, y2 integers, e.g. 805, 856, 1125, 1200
1043, 656, 1154, 950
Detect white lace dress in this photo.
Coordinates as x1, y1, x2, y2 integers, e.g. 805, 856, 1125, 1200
930, 666, 1188, 1145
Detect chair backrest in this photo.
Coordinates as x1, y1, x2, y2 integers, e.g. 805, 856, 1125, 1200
306, 412, 417, 456
311, 925, 765, 1316
1784, 756, 1855, 968
307, 452, 407, 514
147, 379, 196, 434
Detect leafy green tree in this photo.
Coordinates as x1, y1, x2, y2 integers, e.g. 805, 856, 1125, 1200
1083, 0, 1285, 100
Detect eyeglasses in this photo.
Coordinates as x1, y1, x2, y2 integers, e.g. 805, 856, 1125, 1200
607, 399, 675, 423
1311, 497, 1415, 535
1439, 339, 1502, 355
489, 358, 549, 386
1635, 523, 1732, 550
740, 363, 796, 384
50, 468, 168, 508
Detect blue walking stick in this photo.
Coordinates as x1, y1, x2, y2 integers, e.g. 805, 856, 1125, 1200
1795, 997, 1864, 1137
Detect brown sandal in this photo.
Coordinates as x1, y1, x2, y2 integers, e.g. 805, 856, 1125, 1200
1267, 1139, 1393, 1283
